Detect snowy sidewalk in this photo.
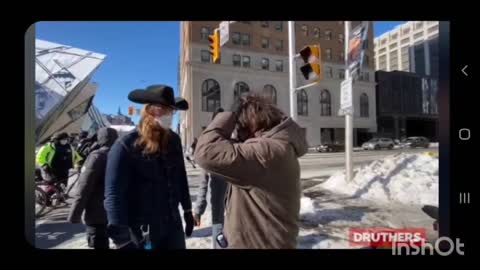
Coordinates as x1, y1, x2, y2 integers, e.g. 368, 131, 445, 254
298, 188, 437, 248
298, 152, 439, 248
37, 152, 438, 249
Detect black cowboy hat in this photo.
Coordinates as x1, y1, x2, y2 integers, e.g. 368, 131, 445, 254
128, 84, 189, 111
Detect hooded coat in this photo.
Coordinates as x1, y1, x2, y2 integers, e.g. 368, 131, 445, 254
194, 112, 308, 249
68, 127, 119, 225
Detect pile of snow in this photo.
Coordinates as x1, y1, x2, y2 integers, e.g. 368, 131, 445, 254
300, 197, 316, 215
322, 153, 438, 206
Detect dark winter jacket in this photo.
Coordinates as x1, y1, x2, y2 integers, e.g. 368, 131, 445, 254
68, 127, 118, 225
104, 129, 192, 245
195, 112, 308, 249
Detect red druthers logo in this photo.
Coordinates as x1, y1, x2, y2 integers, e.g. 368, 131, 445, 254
349, 228, 427, 248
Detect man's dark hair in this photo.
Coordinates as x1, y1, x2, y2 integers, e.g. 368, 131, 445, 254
51, 132, 69, 142
212, 107, 224, 120
236, 94, 284, 136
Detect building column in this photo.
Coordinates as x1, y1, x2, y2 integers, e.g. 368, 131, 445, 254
395, 44, 401, 69
386, 48, 390, 71
424, 40, 431, 76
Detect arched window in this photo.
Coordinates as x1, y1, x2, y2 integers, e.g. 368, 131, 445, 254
360, 93, 369, 117
201, 79, 221, 112
262, 85, 277, 104
320, 89, 331, 116
313, 27, 320, 38
234, 82, 250, 103
301, 24, 309, 36
297, 89, 308, 116
200, 27, 209, 40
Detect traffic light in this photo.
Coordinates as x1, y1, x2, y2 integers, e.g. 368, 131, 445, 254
128, 106, 134, 116
299, 45, 322, 80
208, 29, 221, 64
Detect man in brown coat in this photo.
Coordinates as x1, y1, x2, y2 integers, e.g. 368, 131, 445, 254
194, 94, 308, 249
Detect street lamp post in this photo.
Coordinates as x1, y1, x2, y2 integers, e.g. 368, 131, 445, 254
288, 21, 298, 121
344, 21, 354, 182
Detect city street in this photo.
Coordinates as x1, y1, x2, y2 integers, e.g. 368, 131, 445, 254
33, 21, 442, 250
299, 146, 438, 180
35, 145, 438, 249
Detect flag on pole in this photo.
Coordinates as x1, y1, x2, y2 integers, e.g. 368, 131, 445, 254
347, 21, 369, 80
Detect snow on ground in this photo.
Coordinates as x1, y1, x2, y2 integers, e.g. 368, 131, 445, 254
297, 152, 439, 249
321, 152, 438, 206
185, 205, 214, 249
50, 207, 215, 249
188, 153, 438, 249
41, 152, 439, 249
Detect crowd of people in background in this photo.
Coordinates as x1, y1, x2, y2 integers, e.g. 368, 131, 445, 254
35, 84, 308, 250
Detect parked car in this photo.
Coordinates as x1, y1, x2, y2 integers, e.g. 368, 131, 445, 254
362, 138, 395, 150
400, 136, 430, 148
315, 143, 345, 153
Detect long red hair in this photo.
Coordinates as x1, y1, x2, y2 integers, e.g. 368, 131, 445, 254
134, 104, 170, 155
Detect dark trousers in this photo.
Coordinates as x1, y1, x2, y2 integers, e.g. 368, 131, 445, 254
150, 221, 186, 250
194, 171, 227, 224
131, 221, 186, 250
86, 224, 109, 249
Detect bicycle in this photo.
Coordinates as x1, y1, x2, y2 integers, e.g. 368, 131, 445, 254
35, 170, 80, 218
35, 185, 48, 217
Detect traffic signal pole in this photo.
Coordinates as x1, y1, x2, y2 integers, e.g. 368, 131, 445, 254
288, 21, 298, 121
294, 80, 320, 92
344, 21, 354, 182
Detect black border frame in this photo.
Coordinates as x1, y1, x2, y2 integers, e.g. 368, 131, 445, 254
19, 18, 475, 260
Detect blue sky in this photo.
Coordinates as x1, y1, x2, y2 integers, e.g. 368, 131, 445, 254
374, 21, 405, 37
36, 21, 181, 127
36, 21, 404, 128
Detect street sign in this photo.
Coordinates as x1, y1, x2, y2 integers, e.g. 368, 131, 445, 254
340, 78, 353, 115
220, 21, 229, 46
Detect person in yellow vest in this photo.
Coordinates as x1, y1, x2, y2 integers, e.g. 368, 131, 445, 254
36, 132, 83, 189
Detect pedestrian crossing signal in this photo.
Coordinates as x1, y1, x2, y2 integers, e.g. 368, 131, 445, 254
299, 45, 322, 81
209, 29, 221, 64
